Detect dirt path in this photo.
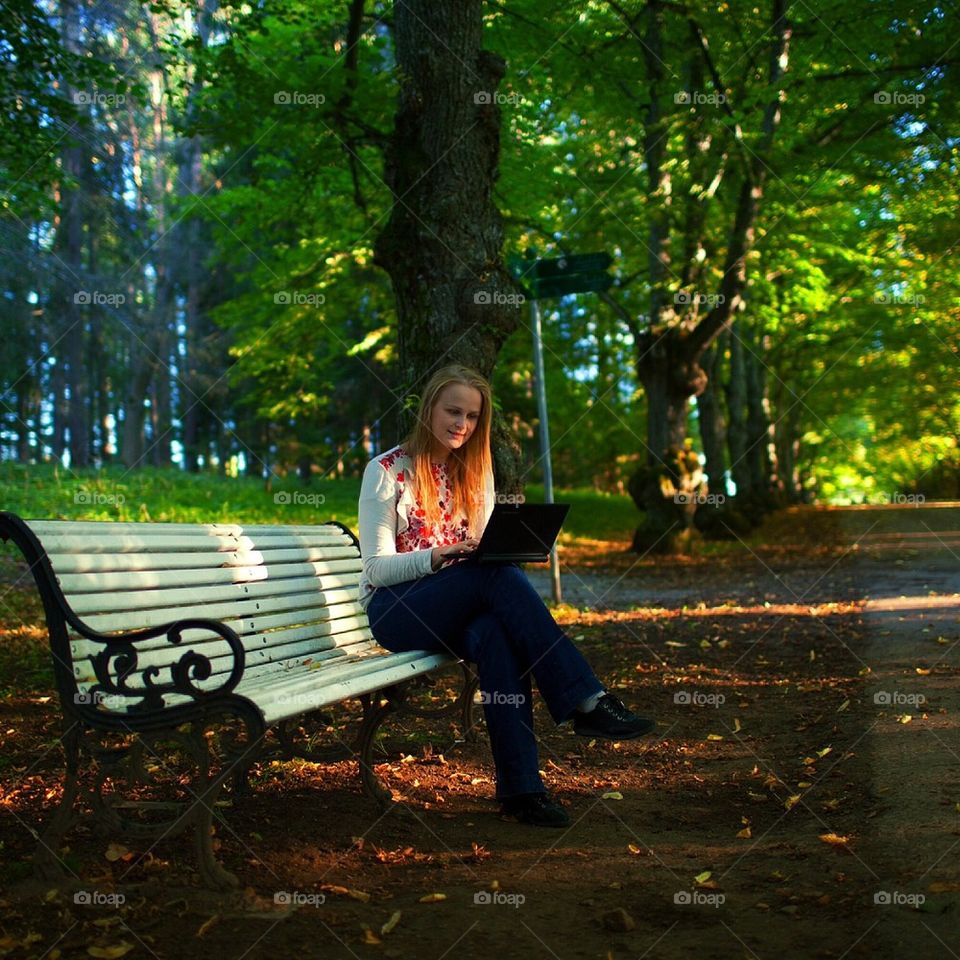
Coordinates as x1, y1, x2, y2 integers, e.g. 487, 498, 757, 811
0, 505, 957, 959
835, 506, 960, 957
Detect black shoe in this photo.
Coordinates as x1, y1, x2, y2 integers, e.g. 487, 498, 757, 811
573, 694, 656, 740
500, 792, 570, 828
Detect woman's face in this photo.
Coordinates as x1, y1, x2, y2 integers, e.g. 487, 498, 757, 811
429, 382, 483, 460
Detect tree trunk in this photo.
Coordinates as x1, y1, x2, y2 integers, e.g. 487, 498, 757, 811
697, 340, 728, 496
744, 325, 781, 505
59, 0, 90, 468
724, 318, 751, 498
630, 327, 708, 552
627, 0, 791, 550
373, 0, 522, 490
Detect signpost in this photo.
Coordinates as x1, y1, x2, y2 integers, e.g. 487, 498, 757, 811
507, 251, 614, 603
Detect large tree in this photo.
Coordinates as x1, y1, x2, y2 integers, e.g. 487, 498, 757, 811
373, 0, 525, 486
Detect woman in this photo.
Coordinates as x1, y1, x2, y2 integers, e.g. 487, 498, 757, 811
358, 363, 655, 827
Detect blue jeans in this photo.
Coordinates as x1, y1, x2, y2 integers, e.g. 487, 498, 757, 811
365, 559, 604, 800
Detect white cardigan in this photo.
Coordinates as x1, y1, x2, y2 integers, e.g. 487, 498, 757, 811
356, 445, 496, 611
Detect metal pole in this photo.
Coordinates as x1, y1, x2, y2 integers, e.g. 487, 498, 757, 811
530, 298, 562, 603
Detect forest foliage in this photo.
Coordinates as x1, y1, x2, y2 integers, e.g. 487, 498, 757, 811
1, 0, 956, 508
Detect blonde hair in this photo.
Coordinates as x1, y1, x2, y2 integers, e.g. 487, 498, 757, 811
402, 364, 493, 536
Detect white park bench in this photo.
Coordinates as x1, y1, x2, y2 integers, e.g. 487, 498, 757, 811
0, 512, 476, 888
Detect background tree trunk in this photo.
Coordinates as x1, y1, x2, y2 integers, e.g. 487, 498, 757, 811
374, 0, 523, 490
697, 340, 728, 496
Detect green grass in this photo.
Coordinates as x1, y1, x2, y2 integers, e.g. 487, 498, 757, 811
0, 464, 642, 539
522, 483, 639, 542
0, 462, 362, 527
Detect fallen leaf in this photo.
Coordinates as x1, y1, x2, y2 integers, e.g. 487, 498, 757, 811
196, 915, 219, 938
836, 700, 850, 712
380, 911, 402, 936
601, 791, 623, 800
916, 668, 931, 675
784, 794, 801, 811
928, 881, 960, 893
87, 945, 134, 959
736, 826, 752, 839
816, 746, 832, 758
819, 833, 850, 846
707, 734, 724, 742
320, 884, 371, 903
418, 893, 446, 903
362, 928, 381, 945
104, 843, 132, 863
896, 715, 912, 724
694, 870, 712, 886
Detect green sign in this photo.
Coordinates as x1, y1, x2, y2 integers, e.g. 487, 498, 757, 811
535, 274, 614, 298
534, 253, 613, 278
507, 251, 614, 300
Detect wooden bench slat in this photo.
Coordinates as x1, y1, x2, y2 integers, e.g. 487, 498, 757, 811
48, 545, 359, 574
54, 558, 362, 594
72, 627, 377, 691
68, 600, 365, 657
78, 649, 453, 724
35, 531, 353, 556
254, 651, 454, 726
64, 573, 360, 617
27, 520, 348, 535
71, 586, 360, 635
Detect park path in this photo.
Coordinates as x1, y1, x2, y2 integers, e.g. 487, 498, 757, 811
836, 505, 960, 955
529, 503, 960, 957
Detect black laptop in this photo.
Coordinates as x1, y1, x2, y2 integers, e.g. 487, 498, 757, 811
474, 502, 570, 563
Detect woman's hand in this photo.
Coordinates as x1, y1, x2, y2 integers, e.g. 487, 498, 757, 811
431, 538, 479, 571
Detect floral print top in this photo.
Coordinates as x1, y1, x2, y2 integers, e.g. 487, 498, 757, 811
356, 444, 496, 610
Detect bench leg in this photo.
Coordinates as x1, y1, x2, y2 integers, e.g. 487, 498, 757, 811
356, 695, 399, 811
459, 664, 480, 744
33, 724, 82, 883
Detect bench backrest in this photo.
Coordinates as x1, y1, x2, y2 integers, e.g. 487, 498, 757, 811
17, 519, 376, 713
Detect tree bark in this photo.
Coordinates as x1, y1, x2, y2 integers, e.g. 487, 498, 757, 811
373, 0, 523, 490
59, 0, 90, 468
724, 317, 750, 498
697, 339, 728, 495
744, 325, 781, 504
